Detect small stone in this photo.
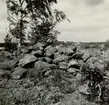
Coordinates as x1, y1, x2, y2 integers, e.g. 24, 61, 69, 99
59, 62, 68, 70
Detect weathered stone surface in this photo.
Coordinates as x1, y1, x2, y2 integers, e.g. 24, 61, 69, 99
34, 61, 50, 71
33, 42, 44, 51
28, 46, 34, 51
31, 50, 43, 57
75, 73, 82, 82
34, 61, 57, 71
11, 67, 27, 80
70, 52, 83, 60
68, 60, 79, 69
54, 53, 68, 63
58, 47, 67, 54
45, 46, 57, 58
78, 84, 90, 95
21, 48, 28, 54
59, 62, 68, 70
18, 54, 37, 68
67, 68, 79, 74
83, 54, 91, 62
44, 70, 52, 76
1, 42, 103, 105
66, 47, 74, 56
43, 57, 52, 63
23, 79, 34, 88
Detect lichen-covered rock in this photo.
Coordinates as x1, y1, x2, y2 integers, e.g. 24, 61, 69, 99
33, 42, 44, 51
44, 70, 52, 76
54, 53, 68, 63
67, 68, 79, 74
45, 46, 57, 59
11, 67, 27, 80
66, 47, 74, 56
78, 84, 90, 95
57, 47, 67, 54
18, 54, 37, 68
70, 52, 83, 60
31, 50, 43, 57
43, 57, 52, 63
34, 61, 57, 71
68, 59, 80, 69
59, 62, 68, 70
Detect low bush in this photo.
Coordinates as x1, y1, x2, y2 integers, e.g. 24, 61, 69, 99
4, 34, 17, 53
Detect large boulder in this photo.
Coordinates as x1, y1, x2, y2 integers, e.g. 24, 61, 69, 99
45, 46, 57, 59
68, 59, 80, 69
31, 50, 43, 57
57, 47, 67, 54
18, 54, 37, 68
11, 67, 27, 80
43, 57, 52, 63
67, 68, 79, 74
34, 61, 57, 71
27, 46, 34, 53
66, 47, 74, 56
78, 84, 90, 96
20, 48, 29, 54
33, 42, 44, 51
54, 53, 68, 63
59, 62, 68, 70
69, 52, 83, 60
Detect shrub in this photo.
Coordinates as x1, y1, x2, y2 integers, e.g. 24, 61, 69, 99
4, 34, 17, 53
104, 39, 109, 48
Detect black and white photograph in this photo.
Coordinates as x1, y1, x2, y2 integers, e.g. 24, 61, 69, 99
0, 0, 109, 105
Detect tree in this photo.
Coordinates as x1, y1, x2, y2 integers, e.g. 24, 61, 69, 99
6, 0, 69, 45
28, 16, 60, 44
6, 0, 28, 44
27, 8, 69, 44
25, 0, 57, 18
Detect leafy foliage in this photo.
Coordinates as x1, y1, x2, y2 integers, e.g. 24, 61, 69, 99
6, 0, 68, 45
6, 0, 28, 44
4, 34, 17, 52
28, 18, 60, 44
104, 39, 109, 48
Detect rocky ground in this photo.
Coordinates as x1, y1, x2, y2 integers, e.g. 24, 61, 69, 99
0, 43, 109, 105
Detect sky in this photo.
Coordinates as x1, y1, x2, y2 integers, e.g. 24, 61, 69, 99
1, 0, 109, 42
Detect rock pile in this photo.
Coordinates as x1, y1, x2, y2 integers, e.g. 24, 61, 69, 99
0, 42, 97, 105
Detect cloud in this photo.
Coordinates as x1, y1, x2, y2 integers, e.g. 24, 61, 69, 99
53, 0, 109, 42
83, 0, 104, 6
0, 0, 8, 42
0, 0, 109, 42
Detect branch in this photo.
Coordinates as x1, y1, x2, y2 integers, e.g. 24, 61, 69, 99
21, 0, 25, 5
7, 11, 17, 22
